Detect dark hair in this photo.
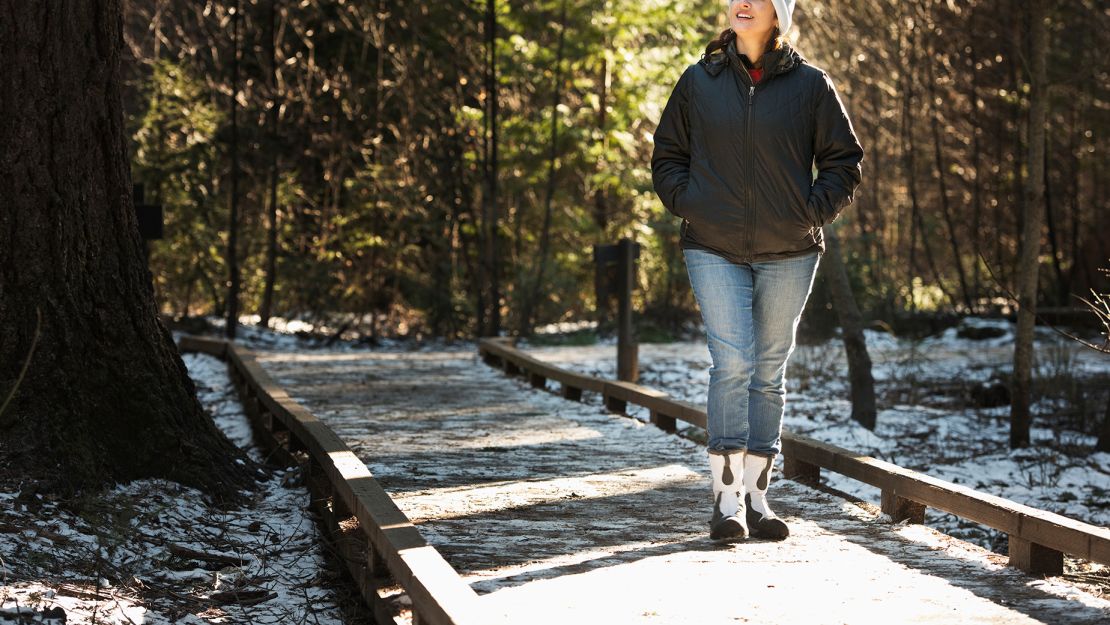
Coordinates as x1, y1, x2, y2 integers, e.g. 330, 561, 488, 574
703, 26, 784, 60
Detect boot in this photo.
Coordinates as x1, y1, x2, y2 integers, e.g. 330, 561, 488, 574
708, 450, 747, 542
743, 453, 790, 540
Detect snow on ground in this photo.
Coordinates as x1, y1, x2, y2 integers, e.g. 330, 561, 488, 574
519, 317, 1110, 552
0, 353, 354, 624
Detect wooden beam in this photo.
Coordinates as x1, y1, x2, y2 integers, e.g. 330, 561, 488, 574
1008, 536, 1064, 576
881, 490, 926, 524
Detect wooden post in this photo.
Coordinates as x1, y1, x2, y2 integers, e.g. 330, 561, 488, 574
783, 456, 820, 482
504, 360, 520, 375
562, 385, 583, 401
881, 490, 926, 524
605, 394, 626, 414
1008, 536, 1064, 575
650, 410, 677, 433
367, 544, 388, 580
529, 372, 546, 388
616, 237, 639, 382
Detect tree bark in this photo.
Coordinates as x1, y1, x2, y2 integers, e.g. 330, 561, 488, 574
1097, 392, 1110, 453
824, 227, 878, 430
1010, 3, 1049, 449
0, 0, 254, 498
226, 1, 242, 339
259, 0, 280, 328
482, 0, 502, 337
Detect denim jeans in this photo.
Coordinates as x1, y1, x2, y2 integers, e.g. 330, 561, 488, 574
683, 248, 821, 456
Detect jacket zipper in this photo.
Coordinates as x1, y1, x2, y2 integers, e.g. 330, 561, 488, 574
746, 83, 755, 262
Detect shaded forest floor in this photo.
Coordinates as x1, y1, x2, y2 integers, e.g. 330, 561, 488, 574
0, 354, 371, 624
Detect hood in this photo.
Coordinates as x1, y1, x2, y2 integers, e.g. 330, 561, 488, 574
700, 40, 805, 78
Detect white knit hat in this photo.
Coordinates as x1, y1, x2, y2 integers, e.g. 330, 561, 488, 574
773, 0, 796, 34
724, 0, 796, 34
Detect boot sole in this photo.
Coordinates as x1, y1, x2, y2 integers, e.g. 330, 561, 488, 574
710, 517, 747, 542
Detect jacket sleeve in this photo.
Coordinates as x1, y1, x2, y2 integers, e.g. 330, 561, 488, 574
651, 66, 695, 218
807, 72, 864, 227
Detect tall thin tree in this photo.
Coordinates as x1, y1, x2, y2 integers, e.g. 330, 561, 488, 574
1010, 2, 1049, 449
226, 1, 243, 338
259, 0, 281, 328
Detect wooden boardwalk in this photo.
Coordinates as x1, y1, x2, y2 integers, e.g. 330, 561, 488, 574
255, 346, 1110, 625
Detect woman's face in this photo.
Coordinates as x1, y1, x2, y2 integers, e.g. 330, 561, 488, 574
727, 0, 777, 39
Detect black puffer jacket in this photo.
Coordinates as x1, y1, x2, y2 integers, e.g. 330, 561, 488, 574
651, 42, 863, 263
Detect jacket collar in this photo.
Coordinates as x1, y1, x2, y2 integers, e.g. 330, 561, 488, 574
701, 40, 804, 79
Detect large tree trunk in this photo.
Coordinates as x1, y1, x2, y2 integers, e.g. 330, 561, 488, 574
1010, 3, 1049, 449
0, 0, 254, 498
824, 227, 878, 430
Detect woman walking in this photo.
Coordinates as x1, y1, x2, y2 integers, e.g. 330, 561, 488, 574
651, 0, 863, 542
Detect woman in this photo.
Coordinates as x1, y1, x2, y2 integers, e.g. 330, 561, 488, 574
651, 0, 863, 542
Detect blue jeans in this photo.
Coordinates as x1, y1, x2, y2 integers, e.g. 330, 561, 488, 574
683, 248, 820, 456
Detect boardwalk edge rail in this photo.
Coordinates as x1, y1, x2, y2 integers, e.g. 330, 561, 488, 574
477, 336, 1110, 576
179, 335, 484, 625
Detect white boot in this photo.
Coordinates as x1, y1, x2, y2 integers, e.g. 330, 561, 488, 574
743, 453, 790, 540
708, 450, 747, 542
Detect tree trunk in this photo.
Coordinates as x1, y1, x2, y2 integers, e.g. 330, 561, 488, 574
518, 0, 568, 337
968, 4, 983, 312
824, 227, 878, 430
482, 0, 502, 337
226, 1, 242, 339
1042, 133, 1067, 307
1097, 392, 1110, 453
259, 0, 280, 328
1010, 3, 1049, 449
0, 0, 253, 498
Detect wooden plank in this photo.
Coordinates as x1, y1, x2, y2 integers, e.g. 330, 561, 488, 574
1021, 507, 1110, 561
603, 380, 670, 411
782, 432, 1110, 564
479, 338, 606, 393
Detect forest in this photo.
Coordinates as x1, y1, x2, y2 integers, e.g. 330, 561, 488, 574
121, 0, 1109, 341
3, 1, 1110, 622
